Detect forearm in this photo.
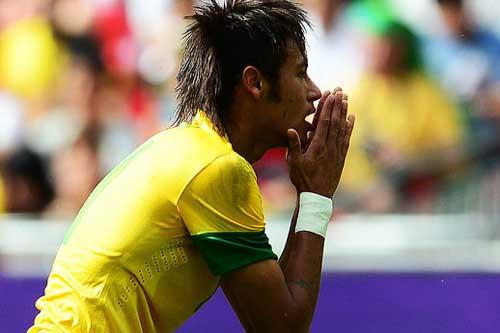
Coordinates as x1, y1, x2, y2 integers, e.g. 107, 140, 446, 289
282, 231, 325, 331
278, 193, 329, 331
223, 194, 330, 333
278, 196, 299, 271
224, 230, 325, 333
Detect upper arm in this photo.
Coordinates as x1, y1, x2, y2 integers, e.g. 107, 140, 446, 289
179, 154, 316, 332
178, 153, 277, 276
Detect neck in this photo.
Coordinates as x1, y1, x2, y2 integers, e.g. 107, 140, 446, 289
223, 113, 270, 164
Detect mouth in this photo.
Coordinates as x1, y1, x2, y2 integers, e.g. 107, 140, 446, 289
303, 108, 315, 131
286, 108, 316, 146
305, 107, 316, 125
303, 118, 314, 133
306, 105, 316, 117
298, 121, 313, 148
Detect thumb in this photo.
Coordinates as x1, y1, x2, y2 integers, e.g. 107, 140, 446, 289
286, 129, 301, 162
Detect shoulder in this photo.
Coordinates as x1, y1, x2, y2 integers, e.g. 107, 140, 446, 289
203, 151, 257, 184
178, 150, 265, 232
153, 125, 231, 156
186, 151, 261, 207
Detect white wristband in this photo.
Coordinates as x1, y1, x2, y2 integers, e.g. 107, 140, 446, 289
295, 192, 333, 238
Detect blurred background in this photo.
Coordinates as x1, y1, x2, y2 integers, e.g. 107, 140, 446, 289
1, 0, 500, 332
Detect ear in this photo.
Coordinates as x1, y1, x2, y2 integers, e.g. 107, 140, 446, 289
241, 66, 264, 99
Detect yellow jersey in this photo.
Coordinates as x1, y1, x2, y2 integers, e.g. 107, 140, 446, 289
29, 112, 277, 332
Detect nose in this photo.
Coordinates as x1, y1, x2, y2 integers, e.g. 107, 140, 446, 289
307, 76, 322, 102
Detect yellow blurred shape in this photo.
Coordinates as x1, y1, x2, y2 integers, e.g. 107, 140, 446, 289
0, 17, 59, 98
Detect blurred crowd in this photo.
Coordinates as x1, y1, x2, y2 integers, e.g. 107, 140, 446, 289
1, 0, 500, 219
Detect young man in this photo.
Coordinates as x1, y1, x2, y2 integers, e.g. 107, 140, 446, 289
30, 0, 354, 332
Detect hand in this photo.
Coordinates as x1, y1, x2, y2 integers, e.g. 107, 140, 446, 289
287, 88, 355, 198
305, 87, 340, 148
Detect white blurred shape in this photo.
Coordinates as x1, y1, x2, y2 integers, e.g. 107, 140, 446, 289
0, 92, 23, 153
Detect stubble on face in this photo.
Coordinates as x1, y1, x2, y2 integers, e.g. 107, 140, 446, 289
257, 42, 317, 149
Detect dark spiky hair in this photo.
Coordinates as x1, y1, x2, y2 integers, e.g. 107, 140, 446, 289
174, 0, 310, 134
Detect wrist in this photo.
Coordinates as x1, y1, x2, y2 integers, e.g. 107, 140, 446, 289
295, 192, 333, 238
296, 186, 333, 199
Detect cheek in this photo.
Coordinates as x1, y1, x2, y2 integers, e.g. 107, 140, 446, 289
278, 79, 307, 123
286, 95, 305, 123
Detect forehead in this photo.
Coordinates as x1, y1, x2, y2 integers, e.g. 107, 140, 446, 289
283, 42, 307, 69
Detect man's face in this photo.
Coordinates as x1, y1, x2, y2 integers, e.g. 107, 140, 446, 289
259, 43, 322, 148
439, 4, 468, 37
369, 35, 408, 75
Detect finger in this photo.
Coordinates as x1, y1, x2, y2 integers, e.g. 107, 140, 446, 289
341, 114, 355, 156
339, 94, 348, 140
316, 87, 340, 127
287, 129, 302, 162
341, 94, 348, 120
336, 97, 348, 164
328, 91, 343, 148
308, 90, 331, 145
329, 87, 342, 125
310, 94, 335, 148
312, 90, 331, 129
336, 97, 348, 163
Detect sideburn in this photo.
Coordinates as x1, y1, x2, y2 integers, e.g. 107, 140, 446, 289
266, 79, 282, 104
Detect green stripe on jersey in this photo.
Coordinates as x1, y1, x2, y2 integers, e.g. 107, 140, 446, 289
191, 231, 277, 276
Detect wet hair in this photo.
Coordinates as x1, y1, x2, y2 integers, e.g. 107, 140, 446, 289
174, 0, 310, 134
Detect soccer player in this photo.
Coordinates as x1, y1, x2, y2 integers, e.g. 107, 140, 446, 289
29, 0, 354, 332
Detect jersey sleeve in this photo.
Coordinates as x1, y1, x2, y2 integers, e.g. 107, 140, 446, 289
177, 152, 277, 276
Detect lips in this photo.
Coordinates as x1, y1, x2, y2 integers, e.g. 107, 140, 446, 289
303, 121, 314, 132
305, 106, 316, 124
307, 106, 316, 116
